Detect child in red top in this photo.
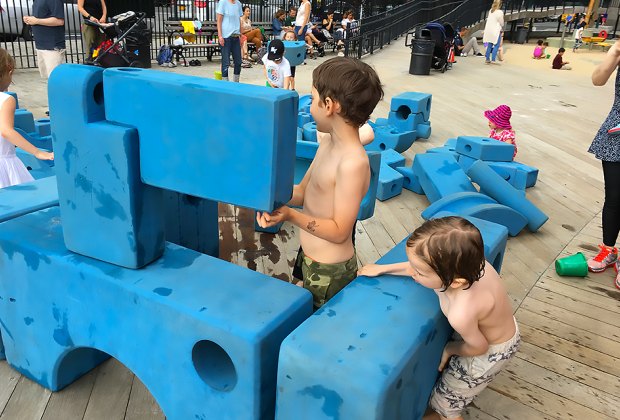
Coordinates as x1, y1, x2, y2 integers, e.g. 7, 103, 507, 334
484, 104, 517, 158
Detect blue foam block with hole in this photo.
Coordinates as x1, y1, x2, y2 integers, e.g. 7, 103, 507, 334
387, 110, 427, 133
455, 136, 515, 162
366, 125, 417, 153
14, 109, 35, 134
486, 161, 539, 189
467, 161, 548, 232
390, 92, 432, 122
298, 112, 313, 128
102, 67, 297, 212
427, 146, 459, 161
381, 148, 406, 168
396, 166, 424, 194
0, 206, 312, 420
302, 121, 317, 142
35, 118, 52, 137
377, 163, 404, 201
0, 176, 59, 223
432, 211, 508, 273
412, 153, 477, 203
49, 65, 166, 269
282, 40, 307, 66
421, 192, 528, 236
276, 235, 451, 420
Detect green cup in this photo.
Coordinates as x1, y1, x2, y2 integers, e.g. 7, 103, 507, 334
546, 54, 551, 59
555, 252, 588, 277
214, 70, 222, 80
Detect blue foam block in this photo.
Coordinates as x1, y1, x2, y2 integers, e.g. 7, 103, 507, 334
467, 161, 548, 232
387, 110, 427, 133
381, 148, 406, 168
427, 146, 459, 161
282, 40, 306, 66
35, 118, 52, 137
455, 136, 515, 162
15, 128, 53, 151
421, 192, 528, 236
396, 166, 424, 194
0, 176, 59, 223
432, 211, 508, 273
417, 122, 431, 139
0, 333, 4, 360
377, 163, 404, 201
390, 92, 432, 122
163, 191, 219, 256
298, 94, 311, 114
296, 127, 303, 141
16, 148, 55, 171
444, 138, 457, 148
457, 154, 477, 173
102, 67, 297, 212
366, 125, 416, 153
302, 121, 317, 142
276, 235, 451, 420
374, 117, 389, 126
14, 109, 35, 133
412, 153, 477, 203
486, 161, 539, 189
298, 112, 313, 128
0, 207, 312, 419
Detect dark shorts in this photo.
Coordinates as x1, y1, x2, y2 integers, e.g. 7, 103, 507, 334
294, 25, 308, 40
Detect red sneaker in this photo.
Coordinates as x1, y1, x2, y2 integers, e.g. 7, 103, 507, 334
615, 262, 620, 290
587, 244, 618, 273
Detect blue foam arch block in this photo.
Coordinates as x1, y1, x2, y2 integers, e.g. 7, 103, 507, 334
377, 163, 404, 201
467, 161, 548, 232
276, 235, 451, 420
412, 153, 477, 203
381, 148, 406, 168
35, 118, 52, 137
486, 161, 539, 189
14, 109, 35, 134
0, 176, 59, 223
390, 92, 432, 122
427, 146, 459, 161
432, 211, 508, 273
396, 166, 424, 194
0, 207, 312, 419
102, 67, 297, 212
366, 125, 416, 153
298, 112, 313, 128
282, 40, 307, 66
455, 136, 514, 162
302, 121, 317, 142
298, 94, 312, 114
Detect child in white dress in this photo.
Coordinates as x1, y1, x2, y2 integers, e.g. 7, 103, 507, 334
0, 48, 53, 188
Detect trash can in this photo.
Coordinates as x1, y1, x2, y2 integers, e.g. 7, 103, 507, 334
409, 39, 435, 75
515, 26, 528, 44
126, 20, 152, 68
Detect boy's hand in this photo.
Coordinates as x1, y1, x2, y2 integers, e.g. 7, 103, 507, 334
357, 264, 384, 277
256, 206, 290, 228
438, 345, 453, 372
35, 150, 54, 161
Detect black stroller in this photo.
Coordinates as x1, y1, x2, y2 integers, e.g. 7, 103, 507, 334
86, 11, 150, 68
421, 22, 455, 73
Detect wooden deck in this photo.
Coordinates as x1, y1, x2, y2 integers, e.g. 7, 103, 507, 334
2, 43, 620, 419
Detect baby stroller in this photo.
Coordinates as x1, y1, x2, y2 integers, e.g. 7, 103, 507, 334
421, 22, 455, 73
86, 11, 149, 68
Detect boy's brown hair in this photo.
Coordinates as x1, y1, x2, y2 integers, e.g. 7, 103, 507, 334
312, 57, 383, 127
0, 48, 15, 82
406, 216, 485, 291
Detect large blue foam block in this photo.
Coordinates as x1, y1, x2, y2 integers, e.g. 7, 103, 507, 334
15, 128, 53, 151
396, 166, 424, 194
0, 176, 59, 223
302, 121, 317, 142
276, 235, 451, 420
0, 207, 312, 420
455, 136, 514, 162
412, 153, 477, 203
381, 148, 406, 168
390, 92, 432, 122
102, 67, 297, 212
282, 40, 306, 66
427, 146, 459, 161
14, 109, 35, 134
377, 163, 404, 201
366, 125, 416, 153
15, 149, 55, 173
387, 110, 427, 134
486, 161, 539, 189
35, 118, 52, 137
467, 161, 548, 232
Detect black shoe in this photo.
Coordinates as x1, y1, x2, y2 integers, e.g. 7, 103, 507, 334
475, 52, 483, 56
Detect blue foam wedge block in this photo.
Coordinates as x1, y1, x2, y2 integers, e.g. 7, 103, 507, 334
298, 112, 313, 128
282, 40, 307, 66
377, 163, 404, 201
390, 92, 432, 122
366, 125, 416, 153
457, 154, 477, 173
298, 95, 311, 114
16, 148, 55, 171
486, 161, 539, 189
387, 110, 427, 133
0, 206, 312, 420
276, 235, 451, 420
396, 166, 424, 194
455, 136, 514, 162
381, 148, 406, 169
421, 192, 528, 236
14, 109, 35, 134
444, 138, 457, 148
15, 128, 53, 151
0, 176, 59, 223
412, 153, 477, 203
432, 211, 508, 273
427, 146, 459, 161
467, 161, 548, 232
162, 191, 219, 256
302, 121, 317, 142
35, 118, 52, 137
102, 67, 297, 212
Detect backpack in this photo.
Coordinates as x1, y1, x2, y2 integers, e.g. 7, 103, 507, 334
157, 45, 173, 65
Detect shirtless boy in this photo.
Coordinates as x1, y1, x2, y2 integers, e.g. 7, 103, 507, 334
358, 216, 520, 420
256, 57, 383, 310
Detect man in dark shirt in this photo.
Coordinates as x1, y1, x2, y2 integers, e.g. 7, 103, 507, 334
78, 0, 107, 63
454, 27, 482, 57
283, 7, 297, 28
552, 47, 571, 70
23, 0, 66, 79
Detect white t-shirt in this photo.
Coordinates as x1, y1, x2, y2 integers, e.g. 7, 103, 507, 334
263, 55, 291, 88
574, 27, 584, 40
295, 1, 309, 27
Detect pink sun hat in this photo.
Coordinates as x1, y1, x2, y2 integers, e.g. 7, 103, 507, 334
484, 105, 512, 129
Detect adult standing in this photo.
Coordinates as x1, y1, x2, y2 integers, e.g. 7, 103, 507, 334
482, 0, 504, 64
294, 0, 310, 41
23, 0, 66, 79
77, 0, 107, 63
588, 42, 620, 289
216, 0, 243, 82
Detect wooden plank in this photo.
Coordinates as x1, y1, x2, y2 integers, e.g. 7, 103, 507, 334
41, 369, 97, 420
0, 376, 51, 420
82, 359, 133, 420
471, 387, 555, 420
0, 362, 19, 414
124, 376, 164, 420
537, 276, 620, 312
463, 406, 499, 420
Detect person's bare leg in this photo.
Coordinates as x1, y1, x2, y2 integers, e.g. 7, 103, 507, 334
423, 408, 440, 420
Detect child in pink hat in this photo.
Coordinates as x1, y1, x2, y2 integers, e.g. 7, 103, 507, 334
484, 104, 517, 158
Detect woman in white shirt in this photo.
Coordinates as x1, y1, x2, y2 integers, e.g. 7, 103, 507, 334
294, 0, 311, 40
482, 0, 504, 64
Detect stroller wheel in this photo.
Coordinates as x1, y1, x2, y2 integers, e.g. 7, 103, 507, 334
441, 65, 446, 73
